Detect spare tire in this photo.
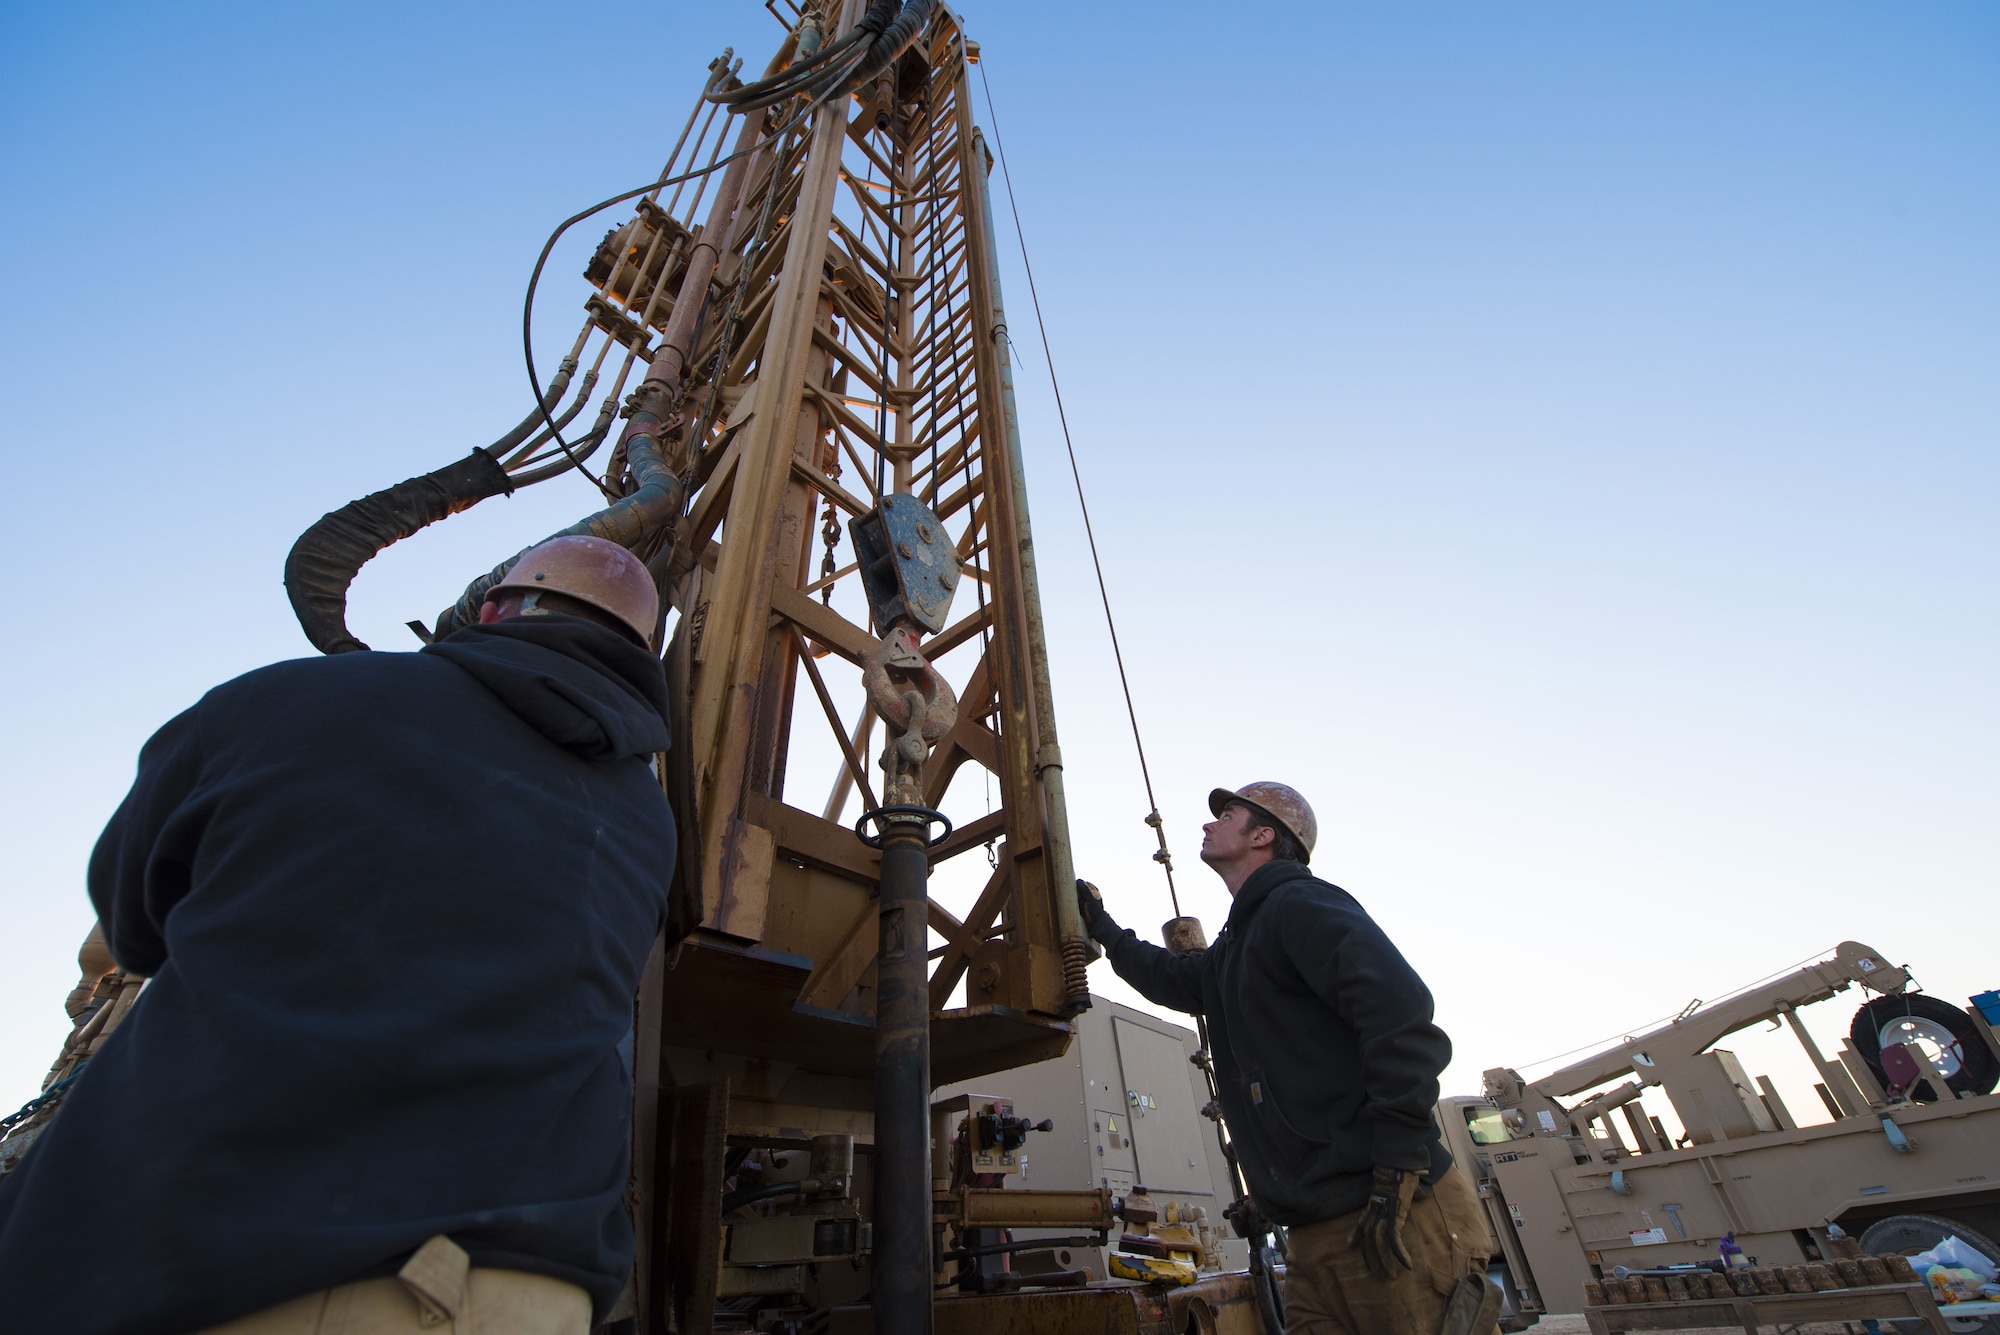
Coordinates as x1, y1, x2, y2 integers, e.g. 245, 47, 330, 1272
1850, 994, 2000, 1102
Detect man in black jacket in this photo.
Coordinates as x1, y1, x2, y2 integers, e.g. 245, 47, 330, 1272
0, 535, 677, 1335
1079, 782, 1495, 1335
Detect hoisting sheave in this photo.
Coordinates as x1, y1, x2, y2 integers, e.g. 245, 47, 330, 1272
850, 493, 960, 635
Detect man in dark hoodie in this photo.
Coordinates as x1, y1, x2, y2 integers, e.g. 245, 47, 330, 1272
0, 534, 677, 1335
1079, 782, 1496, 1335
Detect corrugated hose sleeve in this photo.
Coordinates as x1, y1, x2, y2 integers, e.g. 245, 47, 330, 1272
284, 449, 515, 654
429, 430, 684, 642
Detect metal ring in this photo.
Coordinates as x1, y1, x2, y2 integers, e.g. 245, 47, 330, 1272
853, 805, 953, 849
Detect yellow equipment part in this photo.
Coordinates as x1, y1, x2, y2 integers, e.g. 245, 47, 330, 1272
1108, 1252, 1198, 1287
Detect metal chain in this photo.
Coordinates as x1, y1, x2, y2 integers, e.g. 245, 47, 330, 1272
0, 1063, 87, 1139
819, 497, 841, 605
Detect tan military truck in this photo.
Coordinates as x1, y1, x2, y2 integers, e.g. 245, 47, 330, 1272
1437, 942, 2000, 1330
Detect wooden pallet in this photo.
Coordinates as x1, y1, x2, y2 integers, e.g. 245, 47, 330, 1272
1582, 1281, 1971, 1334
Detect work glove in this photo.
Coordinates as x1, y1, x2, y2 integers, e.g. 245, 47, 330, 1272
1075, 879, 1121, 946
1349, 1164, 1419, 1277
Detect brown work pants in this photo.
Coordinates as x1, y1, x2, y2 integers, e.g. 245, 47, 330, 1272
196, 1236, 591, 1335
1281, 1167, 1497, 1335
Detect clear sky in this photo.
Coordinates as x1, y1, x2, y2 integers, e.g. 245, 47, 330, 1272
2, 2, 1995, 1127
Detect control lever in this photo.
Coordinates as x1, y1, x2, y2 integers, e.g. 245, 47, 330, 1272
976, 1112, 1054, 1152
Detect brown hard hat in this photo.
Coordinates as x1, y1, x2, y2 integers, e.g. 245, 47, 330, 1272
490, 534, 659, 644
1208, 781, 1318, 859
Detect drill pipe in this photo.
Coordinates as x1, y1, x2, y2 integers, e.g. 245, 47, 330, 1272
873, 828, 934, 1335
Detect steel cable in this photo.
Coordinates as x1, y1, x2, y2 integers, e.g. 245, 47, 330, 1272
981, 61, 1282, 1326
975, 62, 1181, 916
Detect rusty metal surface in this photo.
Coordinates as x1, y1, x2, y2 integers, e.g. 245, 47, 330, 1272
1162, 916, 1208, 955
873, 832, 934, 1335
660, 1081, 729, 1335
950, 1186, 1114, 1230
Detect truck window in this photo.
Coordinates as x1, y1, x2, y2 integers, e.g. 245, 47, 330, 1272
1462, 1105, 1512, 1145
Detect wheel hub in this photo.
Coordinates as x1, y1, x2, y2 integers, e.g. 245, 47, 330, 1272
1878, 1014, 1965, 1079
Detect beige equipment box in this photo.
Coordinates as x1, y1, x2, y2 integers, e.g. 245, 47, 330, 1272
939, 998, 1252, 1277
1436, 941, 2000, 1330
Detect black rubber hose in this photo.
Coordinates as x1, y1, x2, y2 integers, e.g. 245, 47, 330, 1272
707, 0, 899, 111
486, 356, 579, 457
505, 396, 618, 487
811, 0, 934, 103
714, 41, 868, 116
708, 31, 862, 107
429, 428, 683, 641
496, 367, 598, 467
285, 449, 515, 654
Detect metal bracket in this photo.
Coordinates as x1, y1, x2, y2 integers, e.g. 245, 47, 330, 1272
1879, 1115, 1916, 1153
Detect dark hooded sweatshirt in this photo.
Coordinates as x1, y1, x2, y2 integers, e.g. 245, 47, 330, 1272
1097, 860, 1453, 1225
0, 616, 675, 1335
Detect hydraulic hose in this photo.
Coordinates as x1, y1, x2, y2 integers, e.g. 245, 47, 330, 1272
485, 356, 581, 457
810, 0, 933, 103
706, 0, 900, 113
506, 396, 618, 488
429, 428, 683, 641
496, 367, 598, 466
285, 449, 515, 654
282, 359, 584, 654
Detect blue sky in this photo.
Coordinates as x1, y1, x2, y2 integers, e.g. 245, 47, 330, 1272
2, 2, 1995, 1118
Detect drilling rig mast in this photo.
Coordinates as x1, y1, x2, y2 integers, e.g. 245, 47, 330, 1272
280, 2, 1131, 1330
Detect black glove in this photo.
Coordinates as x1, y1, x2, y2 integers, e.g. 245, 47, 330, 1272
1075, 879, 1120, 945
1349, 1164, 1418, 1276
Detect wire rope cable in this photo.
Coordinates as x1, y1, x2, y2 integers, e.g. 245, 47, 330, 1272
976, 64, 1288, 1335
975, 62, 1182, 916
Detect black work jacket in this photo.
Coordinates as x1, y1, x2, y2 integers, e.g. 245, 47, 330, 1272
1101, 859, 1453, 1225
0, 616, 677, 1334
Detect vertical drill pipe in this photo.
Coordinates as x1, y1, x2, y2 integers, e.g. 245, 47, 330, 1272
650, 112, 764, 395
969, 128, 1089, 1012
603, 112, 761, 493
874, 828, 934, 1335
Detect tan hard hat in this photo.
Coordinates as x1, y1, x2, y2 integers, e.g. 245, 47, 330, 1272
1208, 781, 1318, 859
490, 535, 659, 644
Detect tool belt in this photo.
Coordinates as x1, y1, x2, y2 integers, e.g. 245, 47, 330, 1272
199, 1235, 590, 1335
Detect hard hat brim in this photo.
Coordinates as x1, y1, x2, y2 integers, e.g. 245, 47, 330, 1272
1208, 785, 1315, 861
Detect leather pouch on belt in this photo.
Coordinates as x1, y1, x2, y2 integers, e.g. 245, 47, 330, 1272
399, 1235, 470, 1329
1440, 1273, 1502, 1335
